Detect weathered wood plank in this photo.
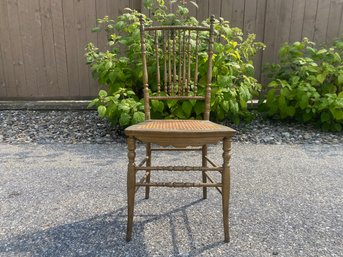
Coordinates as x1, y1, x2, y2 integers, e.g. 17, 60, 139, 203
0, 45, 7, 98
231, 0, 245, 28
197, 0, 209, 21
209, 0, 221, 18
62, 0, 80, 97
51, 0, 69, 98
274, 0, 293, 53
326, 0, 343, 44
262, 0, 281, 65
7, 0, 26, 97
302, 0, 319, 40
18, 0, 44, 98
243, 0, 257, 34
96, 0, 110, 51
220, 0, 234, 21
74, 0, 90, 97
130, 0, 141, 10
0, 0, 14, 97
85, 0, 99, 96
33, 0, 49, 97
40, 0, 59, 97
289, 0, 306, 42
314, 0, 331, 43
340, 1, 343, 35
188, 0, 198, 18
254, 0, 267, 81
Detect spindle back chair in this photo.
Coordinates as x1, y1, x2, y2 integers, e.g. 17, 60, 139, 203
124, 15, 236, 243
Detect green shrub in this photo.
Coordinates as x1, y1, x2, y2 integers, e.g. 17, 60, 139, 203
86, 0, 264, 126
261, 38, 343, 131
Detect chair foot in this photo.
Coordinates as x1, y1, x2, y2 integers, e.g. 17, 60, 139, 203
224, 235, 230, 243
202, 187, 207, 199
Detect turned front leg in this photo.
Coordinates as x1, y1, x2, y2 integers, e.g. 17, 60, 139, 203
222, 137, 232, 243
126, 137, 136, 241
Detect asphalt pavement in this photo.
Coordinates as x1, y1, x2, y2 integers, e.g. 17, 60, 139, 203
0, 143, 342, 257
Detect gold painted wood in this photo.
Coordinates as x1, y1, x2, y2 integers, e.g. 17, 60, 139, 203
222, 137, 232, 243
136, 166, 223, 172
126, 137, 136, 242
136, 182, 223, 188
125, 15, 236, 243
151, 148, 202, 152
204, 155, 220, 168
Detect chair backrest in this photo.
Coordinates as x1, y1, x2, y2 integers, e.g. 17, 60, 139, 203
139, 16, 215, 120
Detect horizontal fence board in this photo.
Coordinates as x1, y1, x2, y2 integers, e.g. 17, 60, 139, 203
0, 0, 343, 99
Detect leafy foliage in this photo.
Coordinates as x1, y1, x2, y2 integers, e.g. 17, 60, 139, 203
261, 38, 343, 131
86, 0, 264, 126
88, 88, 145, 126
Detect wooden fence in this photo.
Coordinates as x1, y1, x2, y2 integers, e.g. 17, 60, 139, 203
1, 0, 343, 99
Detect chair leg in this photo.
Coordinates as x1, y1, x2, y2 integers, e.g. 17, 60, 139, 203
222, 137, 232, 243
126, 137, 136, 242
202, 145, 208, 199
145, 143, 152, 199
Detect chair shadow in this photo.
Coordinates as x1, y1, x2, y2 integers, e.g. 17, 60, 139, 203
0, 199, 225, 257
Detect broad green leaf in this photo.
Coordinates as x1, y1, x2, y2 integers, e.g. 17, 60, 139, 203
132, 112, 145, 124
119, 113, 131, 126
317, 74, 326, 84
330, 109, 343, 120
99, 90, 107, 98
194, 101, 204, 115
151, 100, 164, 113
167, 100, 177, 109
105, 61, 113, 70
278, 95, 286, 108
338, 74, 343, 85
216, 106, 225, 120
317, 49, 327, 55
174, 107, 186, 119
220, 100, 230, 112
118, 104, 130, 113
182, 101, 193, 118
299, 95, 309, 110
87, 98, 99, 108
97, 105, 107, 118
240, 99, 247, 109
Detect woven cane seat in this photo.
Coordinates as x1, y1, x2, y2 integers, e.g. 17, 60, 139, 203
138, 120, 221, 131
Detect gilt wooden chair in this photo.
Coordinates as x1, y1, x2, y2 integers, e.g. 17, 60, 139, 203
124, 15, 236, 242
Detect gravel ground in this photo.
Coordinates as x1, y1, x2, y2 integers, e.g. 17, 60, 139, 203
0, 143, 342, 257
0, 110, 342, 145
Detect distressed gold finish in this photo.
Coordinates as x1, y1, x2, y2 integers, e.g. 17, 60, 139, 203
124, 15, 236, 243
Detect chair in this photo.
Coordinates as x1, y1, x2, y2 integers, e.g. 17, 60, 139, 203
124, 15, 236, 242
